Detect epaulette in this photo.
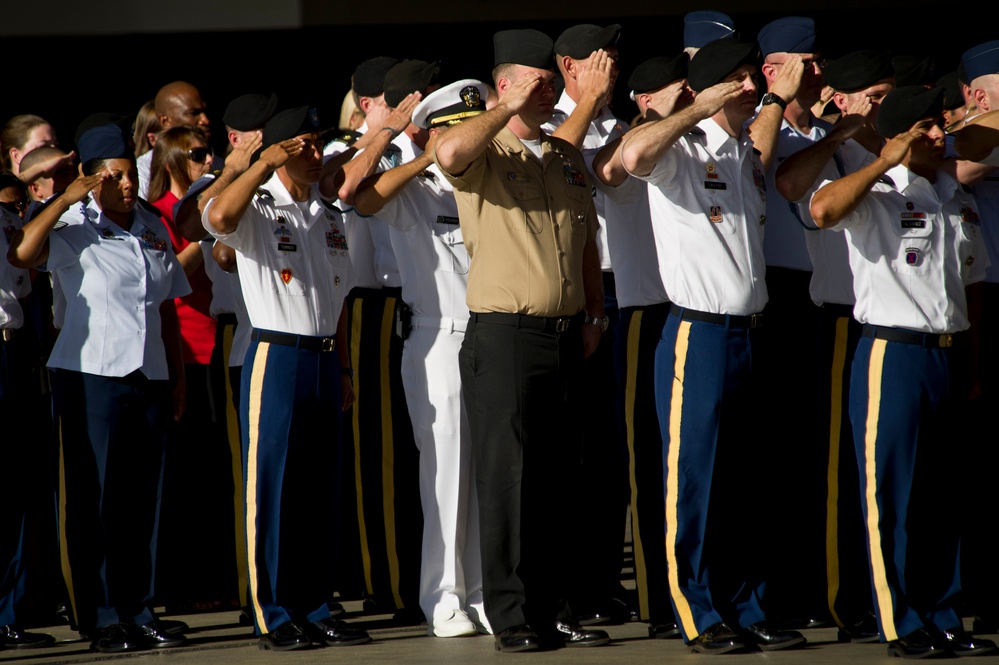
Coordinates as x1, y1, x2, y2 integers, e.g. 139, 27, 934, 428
688, 126, 707, 137
137, 198, 160, 216
417, 169, 436, 181
322, 129, 362, 149
383, 144, 403, 168
320, 198, 342, 215
256, 188, 274, 200
962, 183, 975, 194
876, 174, 896, 189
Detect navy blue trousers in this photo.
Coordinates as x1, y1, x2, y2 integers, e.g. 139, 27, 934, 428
241, 333, 341, 634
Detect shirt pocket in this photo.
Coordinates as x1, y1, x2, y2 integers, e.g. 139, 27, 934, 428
432, 224, 469, 275
890, 220, 933, 276
503, 178, 544, 234
564, 186, 590, 232
702, 182, 739, 236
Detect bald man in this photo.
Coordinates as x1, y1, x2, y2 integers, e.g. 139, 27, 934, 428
137, 81, 215, 199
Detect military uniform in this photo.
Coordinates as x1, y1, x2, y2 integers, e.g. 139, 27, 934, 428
438, 125, 598, 634
631, 115, 770, 640
202, 170, 353, 634
815, 159, 988, 643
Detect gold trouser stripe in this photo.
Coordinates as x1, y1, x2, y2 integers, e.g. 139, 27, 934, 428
664, 321, 698, 637
624, 311, 650, 620
246, 343, 270, 632
351, 299, 374, 595
56, 418, 78, 626
380, 297, 403, 609
825, 316, 849, 627
861, 339, 897, 641
222, 323, 248, 607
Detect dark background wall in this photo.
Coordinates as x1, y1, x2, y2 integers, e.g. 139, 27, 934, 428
2, 2, 989, 156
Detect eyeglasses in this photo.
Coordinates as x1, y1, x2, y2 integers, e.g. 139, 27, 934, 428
187, 146, 213, 162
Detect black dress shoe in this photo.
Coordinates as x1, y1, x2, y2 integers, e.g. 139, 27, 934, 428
554, 618, 610, 647
259, 621, 312, 651
305, 618, 371, 647
140, 620, 187, 648
649, 622, 682, 639
741, 622, 806, 651
887, 628, 948, 659
942, 626, 998, 656
0, 624, 55, 649
688, 622, 746, 654
90, 623, 149, 653
494, 624, 540, 652
837, 612, 881, 643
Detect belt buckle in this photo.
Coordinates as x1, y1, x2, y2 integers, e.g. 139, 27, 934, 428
749, 313, 764, 329
939, 334, 953, 348
1, 329, 11, 342
321, 337, 336, 352
555, 318, 571, 333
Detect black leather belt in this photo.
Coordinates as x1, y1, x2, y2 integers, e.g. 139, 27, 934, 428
669, 304, 763, 329
251, 329, 336, 352
470, 311, 584, 334
862, 324, 957, 349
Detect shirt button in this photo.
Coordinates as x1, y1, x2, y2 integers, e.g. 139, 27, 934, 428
559, 250, 565, 257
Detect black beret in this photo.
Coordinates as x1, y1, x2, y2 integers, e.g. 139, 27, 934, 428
628, 54, 689, 94
684, 10, 736, 50
876, 86, 944, 139
935, 70, 964, 110
223, 93, 278, 131
824, 50, 894, 93
554, 23, 621, 59
493, 29, 554, 69
77, 124, 131, 164
963, 40, 999, 82
352, 56, 402, 97
383, 59, 442, 108
893, 55, 937, 88
757, 17, 816, 58
262, 106, 325, 148
688, 39, 758, 93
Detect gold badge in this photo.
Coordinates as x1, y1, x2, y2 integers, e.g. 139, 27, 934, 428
706, 162, 718, 179
334, 275, 341, 287
281, 269, 292, 284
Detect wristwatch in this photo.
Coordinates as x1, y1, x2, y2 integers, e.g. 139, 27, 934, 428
761, 92, 788, 111
584, 315, 610, 332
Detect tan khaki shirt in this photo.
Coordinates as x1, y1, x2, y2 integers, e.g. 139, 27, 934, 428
437, 126, 598, 317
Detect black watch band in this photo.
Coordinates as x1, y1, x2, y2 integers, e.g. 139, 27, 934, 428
761, 92, 788, 111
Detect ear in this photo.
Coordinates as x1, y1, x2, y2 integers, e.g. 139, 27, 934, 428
358, 97, 374, 114
831, 91, 848, 113
974, 88, 990, 112
9, 147, 22, 168
559, 55, 575, 78
157, 114, 171, 129
760, 63, 778, 83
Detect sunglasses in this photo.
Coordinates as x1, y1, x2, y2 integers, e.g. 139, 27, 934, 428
187, 146, 213, 162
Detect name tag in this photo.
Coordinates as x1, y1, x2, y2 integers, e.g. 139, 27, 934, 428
278, 242, 297, 252
436, 216, 460, 225
704, 181, 727, 191
900, 219, 925, 229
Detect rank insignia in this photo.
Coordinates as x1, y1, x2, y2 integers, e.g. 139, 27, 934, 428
960, 205, 981, 225
905, 247, 921, 266
706, 162, 718, 179
460, 86, 482, 108
759, 214, 766, 226
281, 268, 293, 284
335, 275, 341, 287
709, 205, 723, 223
